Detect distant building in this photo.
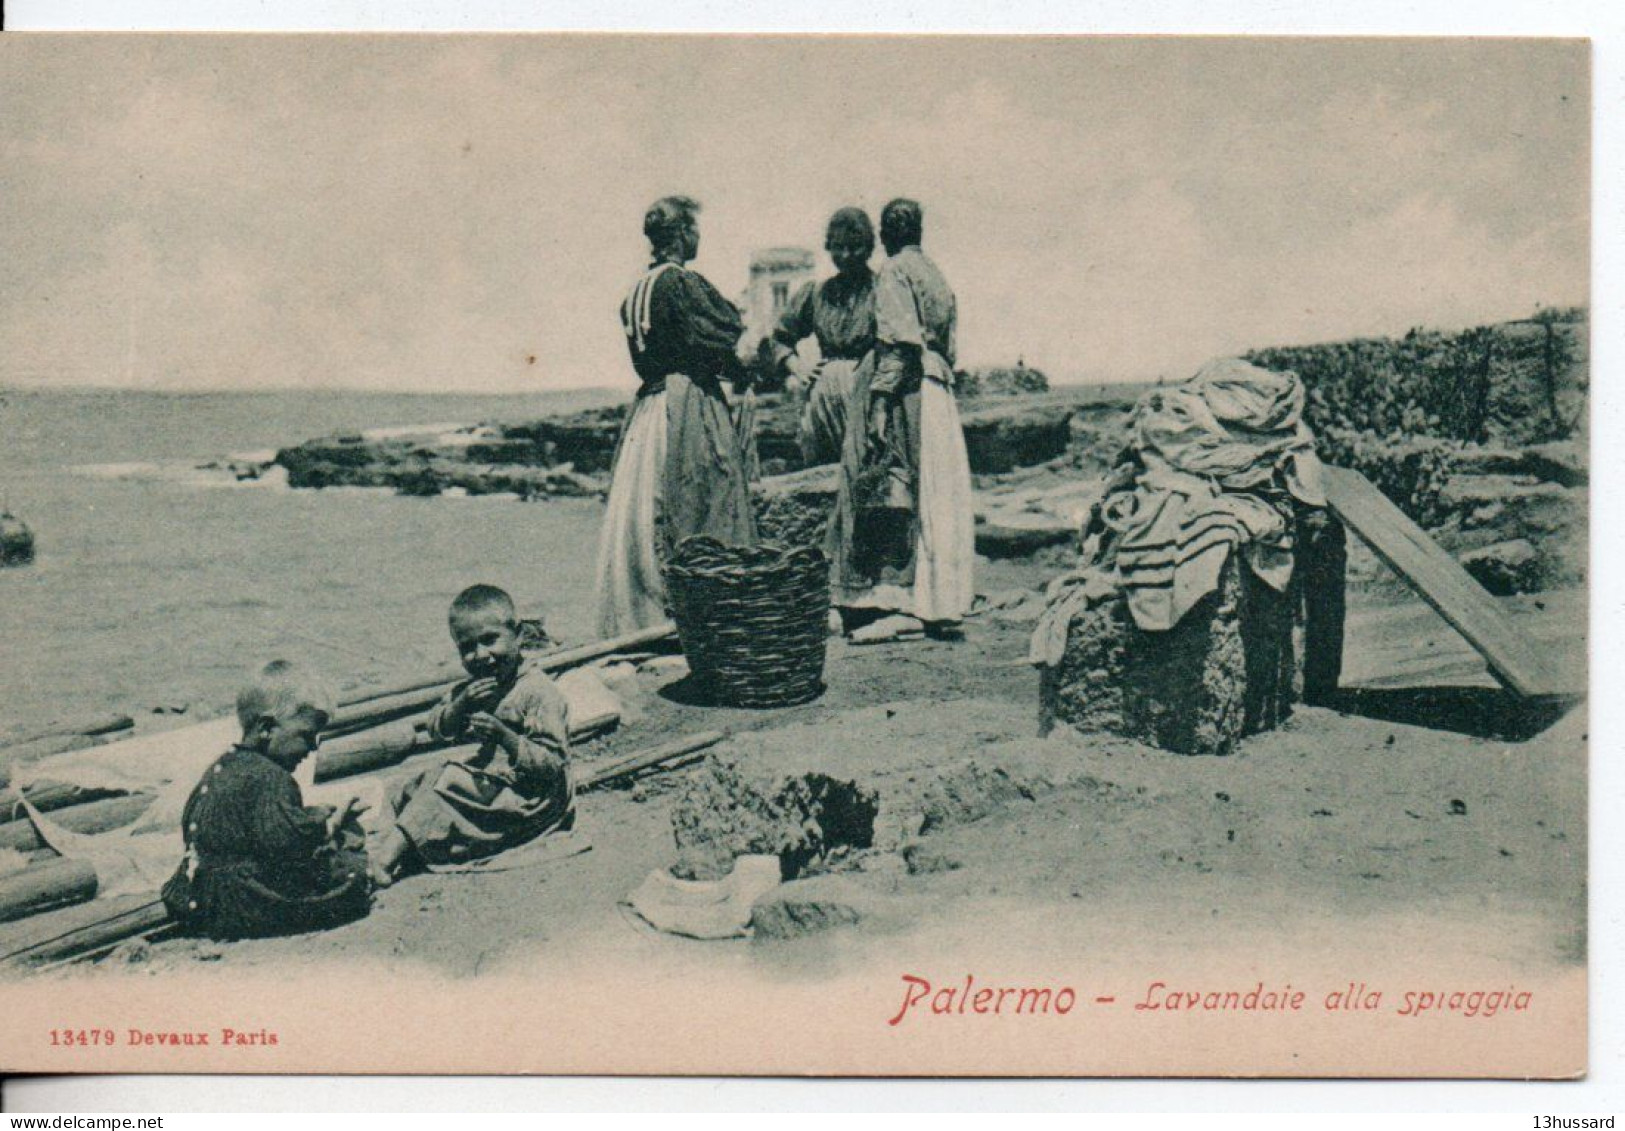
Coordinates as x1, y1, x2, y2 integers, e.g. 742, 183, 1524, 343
740, 247, 815, 347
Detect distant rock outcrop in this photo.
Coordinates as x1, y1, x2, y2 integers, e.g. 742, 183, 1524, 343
0, 512, 34, 568
276, 389, 1103, 501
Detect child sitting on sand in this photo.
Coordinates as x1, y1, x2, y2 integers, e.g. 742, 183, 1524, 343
368, 584, 575, 885
162, 660, 372, 940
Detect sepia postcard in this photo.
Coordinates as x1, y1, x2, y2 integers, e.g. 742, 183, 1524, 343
0, 32, 1589, 1078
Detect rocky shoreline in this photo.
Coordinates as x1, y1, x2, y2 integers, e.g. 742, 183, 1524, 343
272, 386, 1120, 562
272, 388, 1092, 497
271, 377, 1586, 596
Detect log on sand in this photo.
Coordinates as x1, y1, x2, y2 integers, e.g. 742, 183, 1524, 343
0, 780, 130, 819
5, 712, 135, 744
2, 899, 173, 968
0, 733, 121, 788
324, 683, 455, 739
0, 859, 100, 923
0, 713, 133, 755
580, 731, 725, 791
314, 720, 429, 783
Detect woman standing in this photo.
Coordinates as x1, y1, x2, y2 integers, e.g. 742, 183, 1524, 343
769, 207, 879, 467
829, 198, 975, 640
594, 196, 757, 638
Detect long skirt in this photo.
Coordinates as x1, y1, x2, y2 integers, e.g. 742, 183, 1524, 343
798, 358, 862, 467
595, 391, 669, 638
833, 376, 975, 623
389, 755, 575, 870
594, 374, 757, 638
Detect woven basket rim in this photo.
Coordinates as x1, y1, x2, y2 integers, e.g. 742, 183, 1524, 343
665, 534, 831, 709
666, 535, 827, 582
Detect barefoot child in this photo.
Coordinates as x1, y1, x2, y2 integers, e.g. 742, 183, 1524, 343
370, 585, 575, 883
162, 660, 372, 940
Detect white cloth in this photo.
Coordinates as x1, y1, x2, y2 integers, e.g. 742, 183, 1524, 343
913, 378, 977, 622
1029, 357, 1321, 660
1134, 357, 1325, 506
13, 716, 386, 900
624, 855, 783, 940
1102, 464, 1293, 633
593, 391, 670, 638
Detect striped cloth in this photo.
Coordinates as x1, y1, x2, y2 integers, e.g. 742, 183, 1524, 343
1031, 359, 1321, 658
1104, 464, 1293, 631
621, 262, 680, 353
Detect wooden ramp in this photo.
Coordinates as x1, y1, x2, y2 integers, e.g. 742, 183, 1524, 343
1321, 465, 1572, 700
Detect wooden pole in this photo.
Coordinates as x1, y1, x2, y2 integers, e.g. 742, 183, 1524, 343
0, 733, 117, 786
0, 713, 134, 752
314, 722, 429, 783
324, 684, 456, 740
0, 780, 128, 819
0, 859, 99, 922
534, 622, 678, 674
580, 731, 725, 792
2, 898, 170, 967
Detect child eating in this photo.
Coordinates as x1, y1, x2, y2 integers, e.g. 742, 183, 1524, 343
369, 584, 575, 884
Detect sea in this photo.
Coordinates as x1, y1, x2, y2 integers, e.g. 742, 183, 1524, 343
0, 386, 626, 738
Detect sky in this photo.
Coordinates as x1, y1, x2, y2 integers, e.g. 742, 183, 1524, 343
0, 35, 1590, 392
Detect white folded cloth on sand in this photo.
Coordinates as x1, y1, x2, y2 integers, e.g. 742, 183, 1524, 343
624, 855, 783, 940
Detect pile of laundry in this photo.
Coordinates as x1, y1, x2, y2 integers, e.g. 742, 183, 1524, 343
1031, 358, 1325, 666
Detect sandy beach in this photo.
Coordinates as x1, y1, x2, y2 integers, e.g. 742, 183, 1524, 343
18, 554, 1580, 992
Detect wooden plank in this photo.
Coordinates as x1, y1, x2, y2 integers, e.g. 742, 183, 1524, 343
579, 731, 726, 791
1321, 465, 1569, 698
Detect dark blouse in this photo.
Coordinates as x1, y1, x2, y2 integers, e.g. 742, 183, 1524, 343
620, 263, 746, 388
161, 746, 369, 940
770, 268, 878, 368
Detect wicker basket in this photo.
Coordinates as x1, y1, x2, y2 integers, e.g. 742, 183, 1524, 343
664, 536, 830, 708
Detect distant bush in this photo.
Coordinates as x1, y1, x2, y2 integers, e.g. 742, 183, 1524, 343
1316, 427, 1459, 528
957, 363, 1050, 398
1246, 309, 1586, 450
1245, 309, 1585, 524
